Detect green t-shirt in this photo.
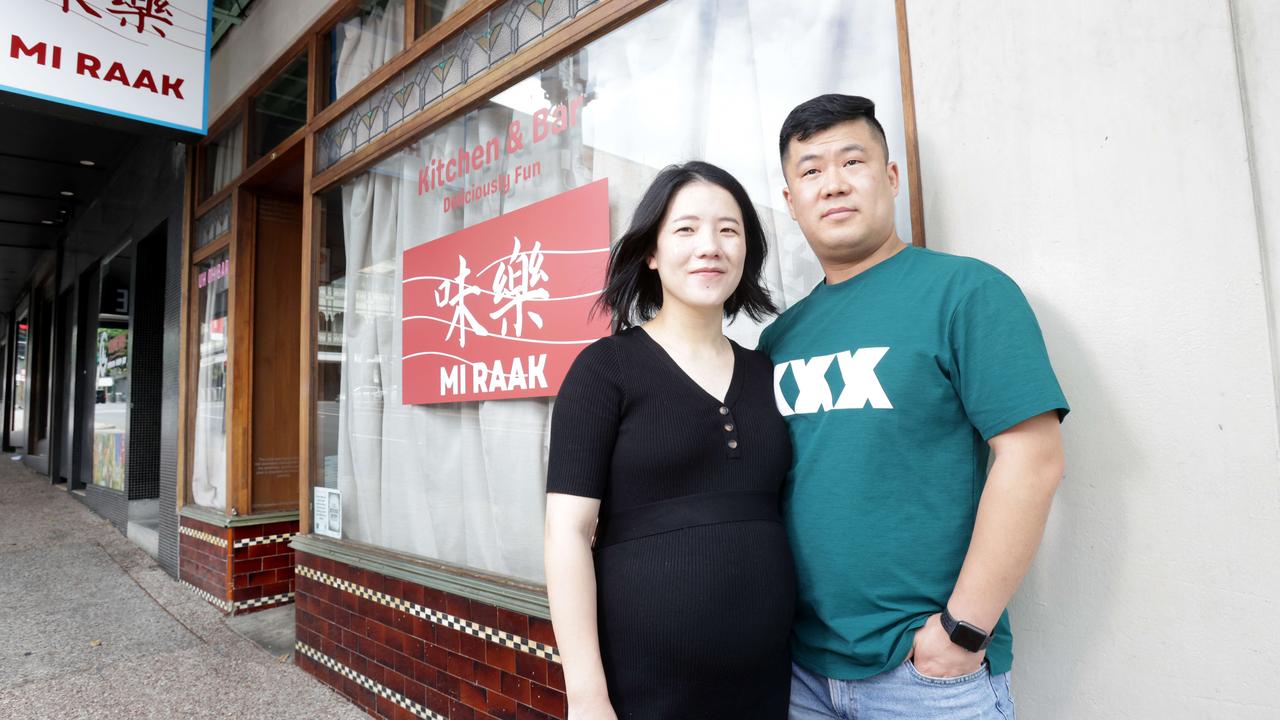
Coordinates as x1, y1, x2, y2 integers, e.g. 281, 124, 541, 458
757, 245, 1069, 679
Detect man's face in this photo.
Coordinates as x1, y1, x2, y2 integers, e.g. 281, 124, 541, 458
782, 119, 900, 268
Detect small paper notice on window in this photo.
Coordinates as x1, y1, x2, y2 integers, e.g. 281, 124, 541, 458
313, 488, 342, 539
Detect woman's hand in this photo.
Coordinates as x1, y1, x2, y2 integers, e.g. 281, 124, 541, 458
546, 494, 616, 720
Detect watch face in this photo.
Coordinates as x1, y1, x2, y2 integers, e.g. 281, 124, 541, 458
952, 622, 989, 652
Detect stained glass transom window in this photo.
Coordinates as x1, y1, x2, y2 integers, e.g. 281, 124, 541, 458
317, 0, 599, 171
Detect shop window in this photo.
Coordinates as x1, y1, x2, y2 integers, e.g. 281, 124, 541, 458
251, 53, 309, 161
190, 251, 230, 510
92, 254, 133, 491
323, 0, 406, 108
203, 120, 244, 200
194, 197, 233, 251
416, 0, 455, 37
313, 0, 912, 584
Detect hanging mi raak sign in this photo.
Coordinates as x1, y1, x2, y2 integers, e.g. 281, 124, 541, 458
402, 179, 612, 405
0, 1, 210, 134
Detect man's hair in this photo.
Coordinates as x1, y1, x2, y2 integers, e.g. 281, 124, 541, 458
778, 94, 889, 165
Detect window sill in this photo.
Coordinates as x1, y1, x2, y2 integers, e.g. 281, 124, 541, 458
290, 534, 550, 619
179, 505, 300, 528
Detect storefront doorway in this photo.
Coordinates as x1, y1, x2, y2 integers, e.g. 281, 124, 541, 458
184, 142, 305, 518
242, 143, 304, 516
177, 138, 304, 614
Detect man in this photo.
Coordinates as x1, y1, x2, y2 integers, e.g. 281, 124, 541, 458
758, 94, 1068, 719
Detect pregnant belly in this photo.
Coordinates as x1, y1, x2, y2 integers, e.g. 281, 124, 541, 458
593, 520, 796, 680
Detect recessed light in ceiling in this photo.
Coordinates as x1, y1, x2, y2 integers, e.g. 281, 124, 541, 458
60, 190, 74, 196
79, 160, 95, 166
41, 220, 53, 225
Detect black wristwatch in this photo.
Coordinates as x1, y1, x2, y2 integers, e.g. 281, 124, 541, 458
940, 608, 993, 653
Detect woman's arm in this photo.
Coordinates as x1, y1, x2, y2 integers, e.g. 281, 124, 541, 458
545, 493, 618, 720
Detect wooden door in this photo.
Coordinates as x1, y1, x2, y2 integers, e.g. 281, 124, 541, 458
250, 196, 302, 512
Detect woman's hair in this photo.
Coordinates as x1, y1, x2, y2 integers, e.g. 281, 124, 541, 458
596, 161, 777, 334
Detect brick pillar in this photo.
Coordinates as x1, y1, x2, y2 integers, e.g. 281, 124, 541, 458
178, 515, 298, 614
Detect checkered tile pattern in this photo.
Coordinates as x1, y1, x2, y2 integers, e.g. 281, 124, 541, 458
179, 525, 228, 548
296, 565, 560, 663
234, 591, 295, 612
180, 580, 230, 612
232, 532, 295, 549
295, 641, 444, 720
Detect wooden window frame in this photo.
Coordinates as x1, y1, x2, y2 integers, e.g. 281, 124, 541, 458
180, 0, 494, 518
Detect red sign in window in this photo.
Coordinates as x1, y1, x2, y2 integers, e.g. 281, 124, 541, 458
402, 179, 611, 405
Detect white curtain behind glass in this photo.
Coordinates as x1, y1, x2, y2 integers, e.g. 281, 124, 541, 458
380, 98, 591, 582
332, 0, 406, 102
582, 0, 910, 334
191, 266, 228, 509
333, 0, 471, 552
333, 0, 408, 545
211, 123, 242, 193
332, 0, 908, 583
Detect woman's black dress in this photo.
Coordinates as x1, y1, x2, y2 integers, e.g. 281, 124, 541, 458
547, 327, 795, 719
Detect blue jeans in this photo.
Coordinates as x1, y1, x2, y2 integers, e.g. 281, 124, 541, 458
789, 660, 1015, 720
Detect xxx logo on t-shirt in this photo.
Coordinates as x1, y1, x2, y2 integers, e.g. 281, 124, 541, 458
773, 348, 892, 416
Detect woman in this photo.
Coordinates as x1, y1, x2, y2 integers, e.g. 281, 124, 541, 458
545, 161, 795, 719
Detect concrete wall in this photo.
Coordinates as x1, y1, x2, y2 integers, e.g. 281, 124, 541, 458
907, 1, 1280, 718
207, 0, 333, 121
1235, 0, 1280, 430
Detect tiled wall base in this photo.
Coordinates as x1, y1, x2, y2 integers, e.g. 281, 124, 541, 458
294, 550, 566, 720
178, 516, 228, 607
178, 514, 298, 615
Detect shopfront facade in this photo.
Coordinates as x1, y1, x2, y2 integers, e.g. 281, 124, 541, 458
4, 1, 1276, 718
1, 0, 208, 570
178, 0, 922, 717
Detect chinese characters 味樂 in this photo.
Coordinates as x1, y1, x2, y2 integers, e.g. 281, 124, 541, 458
62, 0, 176, 39
435, 236, 550, 348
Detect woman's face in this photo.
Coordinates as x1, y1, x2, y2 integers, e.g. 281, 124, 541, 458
647, 181, 747, 316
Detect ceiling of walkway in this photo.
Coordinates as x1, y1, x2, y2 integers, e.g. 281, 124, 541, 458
0, 94, 137, 311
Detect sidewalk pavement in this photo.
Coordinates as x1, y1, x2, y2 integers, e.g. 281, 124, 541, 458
0, 454, 367, 720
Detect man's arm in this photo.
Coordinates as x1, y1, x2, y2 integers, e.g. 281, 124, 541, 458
910, 411, 1065, 677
